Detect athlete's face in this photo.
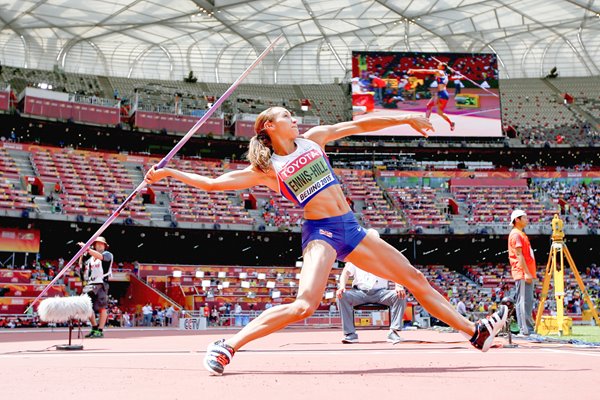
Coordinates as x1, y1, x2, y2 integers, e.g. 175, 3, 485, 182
267, 107, 298, 139
94, 242, 106, 252
438, 64, 445, 71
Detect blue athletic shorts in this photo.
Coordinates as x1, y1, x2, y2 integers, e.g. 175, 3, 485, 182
301, 211, 368, 261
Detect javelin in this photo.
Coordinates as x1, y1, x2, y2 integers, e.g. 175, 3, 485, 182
431, 56, 499, 98
26, 34, 283, 313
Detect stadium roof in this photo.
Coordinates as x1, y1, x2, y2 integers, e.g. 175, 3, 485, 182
1, 0, 599, 83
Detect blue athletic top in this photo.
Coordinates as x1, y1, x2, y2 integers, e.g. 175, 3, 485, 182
270, 138, 340, 207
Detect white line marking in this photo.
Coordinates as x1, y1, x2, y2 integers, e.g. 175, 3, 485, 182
3, 347, 599, 359
540, 348, 600, 357
458, 107, 500, 117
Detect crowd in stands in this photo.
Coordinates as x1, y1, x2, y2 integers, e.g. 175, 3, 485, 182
0, 299, 128, 329
532, 180, 600, 229
387, 187, 450, 229
0, 260, 136, 328
414, 264, 505, 323
2, 259, 60, 281
189, 262, 598, 323
454, 185, 554, 226
0, 146, 39, 214
336, 169, 407, 230
139, 302, 177, 327
2, 258, 599, 329
141, 157, 253, 226
465, 262, 600, 319
259, 196, 303, 230
3, 142, 600, 234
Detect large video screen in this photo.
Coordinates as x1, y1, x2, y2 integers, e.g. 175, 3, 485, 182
351, 51, 502, 137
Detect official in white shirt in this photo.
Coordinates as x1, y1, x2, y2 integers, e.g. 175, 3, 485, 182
336, 257, 407, 344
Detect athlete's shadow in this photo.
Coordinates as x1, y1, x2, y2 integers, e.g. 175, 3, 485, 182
245, 344, 467, 352
227, 365, 590, 376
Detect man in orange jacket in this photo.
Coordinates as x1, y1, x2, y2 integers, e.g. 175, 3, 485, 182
507, 209, 537, 336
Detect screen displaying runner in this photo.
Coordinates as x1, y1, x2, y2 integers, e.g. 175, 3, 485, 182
351, 51, 502, 137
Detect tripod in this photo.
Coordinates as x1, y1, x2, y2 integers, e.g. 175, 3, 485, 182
501, 297, 518, 348
534, 215, 600, 335
56, 320, 84, 351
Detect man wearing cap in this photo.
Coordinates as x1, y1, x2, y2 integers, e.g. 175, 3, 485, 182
508, 210, 536, 336
78, 237, 113, 338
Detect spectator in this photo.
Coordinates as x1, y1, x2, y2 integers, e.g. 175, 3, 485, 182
457, 297, 468, 318
156, 307, 164, 326
234, 302, 242, 315
123, 312, 132, 327
142, 303, 153, 326
165, 305, 175, 326
329, 302, 337, 315
152, 306, 159, 326
210, 306, 220, 326
508, 209, 537, 336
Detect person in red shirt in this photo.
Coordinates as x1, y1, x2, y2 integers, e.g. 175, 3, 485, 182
508, 209, 536, 336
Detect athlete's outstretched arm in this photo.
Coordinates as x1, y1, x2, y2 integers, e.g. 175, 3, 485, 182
144, 165, 277, 192
304, 114, 433, 146
407, 68, 444, 76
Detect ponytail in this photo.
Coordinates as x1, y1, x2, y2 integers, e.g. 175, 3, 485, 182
246, 107, 276, 172
247, 133, 273, 172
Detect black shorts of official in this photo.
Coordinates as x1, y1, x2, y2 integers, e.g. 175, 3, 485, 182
86, 283, 109, 312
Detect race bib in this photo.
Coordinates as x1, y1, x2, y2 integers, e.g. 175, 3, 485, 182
279, 150, 335, 204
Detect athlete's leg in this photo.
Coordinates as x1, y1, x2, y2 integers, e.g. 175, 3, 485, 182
425, 97, 435, 118
436, 98, 454, 129
224, 240, 336, 351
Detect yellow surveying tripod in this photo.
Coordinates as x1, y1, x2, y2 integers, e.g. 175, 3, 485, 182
535, 214, 600, 335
